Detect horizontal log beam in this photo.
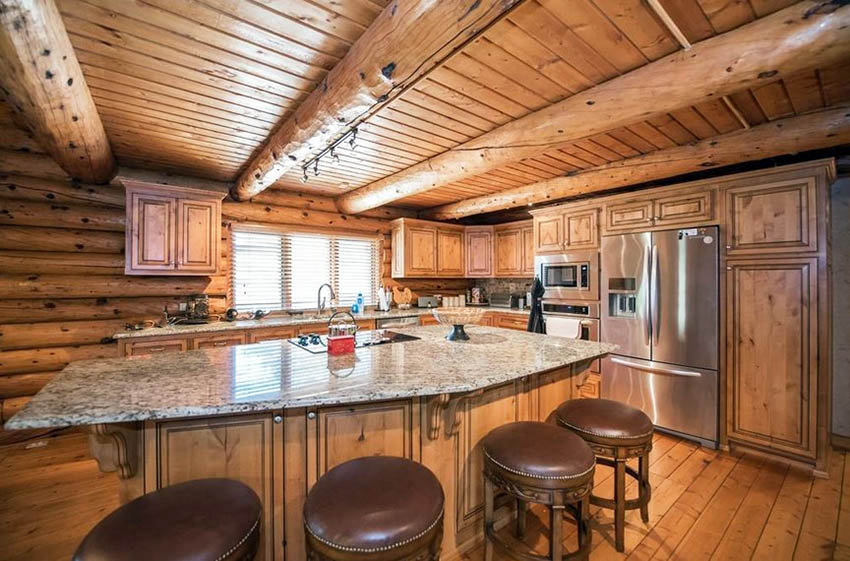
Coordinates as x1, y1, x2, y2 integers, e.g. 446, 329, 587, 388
0, 274, 227, 300
222, 201, 390, 234
0, 250, 124, 275
0, 0, 115, 182
0, 198, 125, 231
0, 343, 118, 375
0, 371, 58, 399
337, 1, 850, 214
0, 225, 124, 252
0, 174, 124, 206
232, 0, 525, 201
0, 318, 129, 351
0, 296, 227, 324
422, 105, 850, 220
0, 149, 69, 181
251, 189, 415, 220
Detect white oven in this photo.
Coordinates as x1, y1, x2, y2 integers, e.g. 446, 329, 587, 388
535, 251, 599, 301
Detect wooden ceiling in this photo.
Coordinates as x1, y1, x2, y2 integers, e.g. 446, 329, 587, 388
4, 0, 848, 216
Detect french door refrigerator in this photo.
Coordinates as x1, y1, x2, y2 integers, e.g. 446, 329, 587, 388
600, 226, 719, 446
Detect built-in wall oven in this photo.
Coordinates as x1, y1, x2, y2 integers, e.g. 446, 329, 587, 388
542, 300, 600, 373
535, 252, 599, 301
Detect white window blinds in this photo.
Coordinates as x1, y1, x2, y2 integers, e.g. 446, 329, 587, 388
231, 229, 380, 312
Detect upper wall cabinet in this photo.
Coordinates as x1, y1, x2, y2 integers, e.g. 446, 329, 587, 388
603, 187, 715, 234
533, 208, 598, 253
390, 218, 464, 278
123, 181, 224, 276
494, 220, 533, 277
465, 226, 494, 278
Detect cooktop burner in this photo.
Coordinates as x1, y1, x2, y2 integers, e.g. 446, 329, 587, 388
287, 330, 420, 354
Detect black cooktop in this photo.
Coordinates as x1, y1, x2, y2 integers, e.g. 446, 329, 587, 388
287, 329, 420, 354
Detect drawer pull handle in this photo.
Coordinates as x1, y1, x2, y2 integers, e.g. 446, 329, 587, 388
213, 341, 228, 346
149, 347, 165, 352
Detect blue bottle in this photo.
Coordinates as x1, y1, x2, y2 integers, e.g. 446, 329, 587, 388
355, 292, 364, 314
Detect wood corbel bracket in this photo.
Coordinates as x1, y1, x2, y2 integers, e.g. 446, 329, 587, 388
85, 423, 141, 479
428, 393, 451, 440
445, 389, 485, 438
572, 359, 594, 388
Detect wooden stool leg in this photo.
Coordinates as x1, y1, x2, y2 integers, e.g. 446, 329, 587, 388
576, 499, 586, 549
484, 477, 495, 561
639, 454, 650, 523
614, 459, 626, 552
550, 505, 563, 561
516, 498, 527, 539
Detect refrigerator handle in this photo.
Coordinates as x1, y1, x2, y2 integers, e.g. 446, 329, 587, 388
644, 245, 652, 345
610, 357, 703, 378
651, 244, 660, 345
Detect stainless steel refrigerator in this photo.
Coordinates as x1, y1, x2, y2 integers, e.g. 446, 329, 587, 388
600, 226, 719, 446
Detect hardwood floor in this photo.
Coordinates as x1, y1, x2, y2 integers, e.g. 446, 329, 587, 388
0, 431, 846, 560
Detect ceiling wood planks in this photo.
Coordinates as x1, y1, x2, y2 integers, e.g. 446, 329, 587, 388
335, 0, 850, 214
0, 0, 115, 183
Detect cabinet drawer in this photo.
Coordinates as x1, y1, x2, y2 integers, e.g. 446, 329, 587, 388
606, 201, 653, 231
125, 338, 188, 356
247, 327, 297, 343
190, 333, 246, 349
653, 190, 713, 226
494, 314, 527, 331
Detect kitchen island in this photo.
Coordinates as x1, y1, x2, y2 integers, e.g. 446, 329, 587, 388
6, 326, 613, 561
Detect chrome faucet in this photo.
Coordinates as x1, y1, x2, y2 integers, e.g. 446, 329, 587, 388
317, 283, 336, 315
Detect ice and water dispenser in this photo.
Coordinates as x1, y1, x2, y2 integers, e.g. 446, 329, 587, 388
607, 277, 637, 317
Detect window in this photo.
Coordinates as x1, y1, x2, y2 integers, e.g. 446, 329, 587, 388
231, 229, 380, 312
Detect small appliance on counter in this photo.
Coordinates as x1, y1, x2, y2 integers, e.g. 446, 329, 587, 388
417, 295, 438, 308
489, 292, 522, 309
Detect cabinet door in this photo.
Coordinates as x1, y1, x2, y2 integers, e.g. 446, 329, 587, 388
311, 400, 416, 482
190, 332, 246, 349
406, 226, 437, 276
522, 226, 534, 275
437, 229, 465, 276
653, 190, 713, 226
465, 229, 493, 277
177, 199, 219, 273
726, 258, 818, 460
477, 314, 495, 326
420, 314, 439, 326
565, 210, 598, 249
534, 215, 563, 253
124, 338, 188, 356
495, 229, 522, 276
605, 200, 653, 232
391, 226, 404, 278
725, 178, 817, 255
494, 313, 527, 331
127, 191, 176, 273
147, 413, 281, 561
247, 327, 297, 343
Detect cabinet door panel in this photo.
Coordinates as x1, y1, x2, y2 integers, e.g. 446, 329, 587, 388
128, 192, 176, 272
495, 229, 522, 276
190, 333, 246, 349
522, 226, 534, 275
465, 229, 493, 277
247, 327, 297, 343
407, 226, 437, 276
565, 210, 598, 249
177, 199, 218, 273
726, 178, 817, 255
149, 414, 279, 561
315, 401, 414, 479
534, 215, 563, 253
605, 200, 653, 232
437, 229, 464, 276
654, 190, 713, 226
125, 338, 188, 356
494, 313, 527, 331
726, 258, 817, 459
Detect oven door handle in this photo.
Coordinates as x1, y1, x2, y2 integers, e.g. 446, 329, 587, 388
610, 357, 702, 378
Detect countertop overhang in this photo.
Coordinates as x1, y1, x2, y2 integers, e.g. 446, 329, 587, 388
6, 326, 614, 430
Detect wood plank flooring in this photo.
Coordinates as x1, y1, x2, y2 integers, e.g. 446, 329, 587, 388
0, 431, 846, 560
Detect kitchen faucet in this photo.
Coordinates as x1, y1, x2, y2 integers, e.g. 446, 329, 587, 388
317, 283, 336, 315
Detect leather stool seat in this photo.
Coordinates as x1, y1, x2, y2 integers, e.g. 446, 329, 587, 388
74, 478, 262, 561
555, 398, 653, 446
304, 456, 444, 560
482, 421, 595, 488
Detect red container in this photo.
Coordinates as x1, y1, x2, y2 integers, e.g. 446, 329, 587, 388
327, 335, 355, 355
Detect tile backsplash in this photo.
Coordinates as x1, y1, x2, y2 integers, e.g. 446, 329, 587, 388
472, 277, 534, 296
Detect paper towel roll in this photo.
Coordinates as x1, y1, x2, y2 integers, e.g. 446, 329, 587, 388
545, 316, 582, 339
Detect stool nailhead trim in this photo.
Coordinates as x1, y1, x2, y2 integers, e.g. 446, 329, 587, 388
555, 416, 654, 440
215, 515, 260, 561
305, 509, 443, 554
484, 450, 595, 481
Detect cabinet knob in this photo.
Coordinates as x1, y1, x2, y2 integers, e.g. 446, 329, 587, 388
725, 245, 732, 249
307, 411, 317, 420
273, 415, 282, 424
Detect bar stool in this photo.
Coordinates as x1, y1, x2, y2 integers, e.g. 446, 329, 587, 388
73, 478, 262, 561
482, 421, 595, 561
554, 398, 654, 552
303, 456, 444, 561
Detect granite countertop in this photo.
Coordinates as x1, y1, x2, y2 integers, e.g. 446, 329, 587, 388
113, 306, 530, 340
6, 326, 614, 430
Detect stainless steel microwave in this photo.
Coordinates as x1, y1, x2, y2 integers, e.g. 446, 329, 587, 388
535, 252, 599, 301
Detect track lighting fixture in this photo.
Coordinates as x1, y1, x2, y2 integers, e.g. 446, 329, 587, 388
300, 126, 358, 184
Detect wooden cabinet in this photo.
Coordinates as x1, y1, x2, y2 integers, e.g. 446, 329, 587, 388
123, 180, 224, 276
124, 337, 188, 356
653, 190, 713, 226
534, 209, 598, 253
437, 229, 464, 276
522, 225, 534, 275
190, 332, 247, 350
725, 177, 818, 255
493, 313, 527, 331
308, 400, 417, 485
564, 209, 598, 249
419, 314, 439, 326
603, 188, 714, 233
605, 200, 653, 232
247, 327, 297, 343
145, 413, 282, 561
534, 214, 563, 253
494, 220, 533, 277
726, 258, 819, 461
465, 226, 493, 277
390, 218, 464, 278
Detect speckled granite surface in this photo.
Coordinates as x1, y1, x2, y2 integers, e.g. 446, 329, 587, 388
113, 306, 530, 339
6, 326, 614, 429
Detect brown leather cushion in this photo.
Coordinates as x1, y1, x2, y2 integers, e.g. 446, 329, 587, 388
482, 421, 595, 483
73, 478, 261, 561
555, 398, 654, 444
304, 456, 444, 553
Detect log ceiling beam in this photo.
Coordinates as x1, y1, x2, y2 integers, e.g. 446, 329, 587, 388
420, 104, 850, 220
336, 0, 850, 215
0, 0, 115, 183
231, 0, 526, 202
